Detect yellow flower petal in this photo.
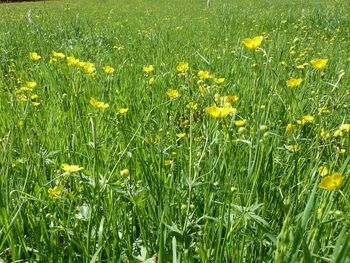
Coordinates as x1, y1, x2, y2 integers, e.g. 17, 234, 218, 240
310, 58, 328, 69
242, 36, 263, 49
62, 163, 84, 173
319, 172, 342, 190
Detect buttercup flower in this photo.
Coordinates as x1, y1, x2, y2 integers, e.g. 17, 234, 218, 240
62, 163, 84, 173
90, 98, 109, 109
206, 105, 237, 119
16, 87, 32, 94
164, 160, 173, 166
286, 78, 303, 88
48, 186, 63, 198
215, 78, 225, 85
297, 115, 314, 125
285, 123, 296, 134
176, 62, 189, 73
67, 56, 79, 65
176, 133, 186, 138
234, 119, 247, 127
143, 65, 154, 74
167, 89, 180, 100
117, 108, 129, 114
319, 172, 342, 190
148, 77, 154, 85
17, 95, 28, 102
242, 36, 263, 49
31, 102, 40, 107
226, 95, 239, 103
52, 51, 65, 59
318, 166, 329, 176
340, 123, 350, 132
198, 70, 210, 80
26, 81, 37, 89
120, 168, 129, 177
103, 65, 115, 74
310, 58, 328, 69
320, 129, 330, 139
83, 62, 95, 74
29, 52, 41, 61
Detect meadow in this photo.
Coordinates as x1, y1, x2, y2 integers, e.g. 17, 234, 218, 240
0, 0, 349, 262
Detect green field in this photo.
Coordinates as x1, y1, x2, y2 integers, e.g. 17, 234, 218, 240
0, 0, 350, 262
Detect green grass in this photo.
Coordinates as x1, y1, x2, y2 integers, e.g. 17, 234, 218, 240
0, 0, 349, 262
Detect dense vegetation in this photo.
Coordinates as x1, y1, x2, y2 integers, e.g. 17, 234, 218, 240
0, 0, 349, 262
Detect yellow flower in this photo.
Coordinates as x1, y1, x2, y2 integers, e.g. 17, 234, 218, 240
167, 89, 180, 100
148, 77, 154, 85
16, 86, 32, 94
17, 95, 28, 102
117, 108, 129, 114
310, 58, 328, 69
90, 98, 109, 109
77, 61, 86, 68
206, 105, 237, 119
286, 78, 303, 88
319, 172, 343, 190
84, 63, 95, 74
318, 166, 329, 176
285, 123, 296, 134
198, 70, 210, 80
26, 81, 37, 89
215, 78, 225, 85
176, 133, 186, 138
52, 51, 65, 59
234, 119, 247, 127
67, 56, 79, 65
242, 36, 263, 49
120, 168, 129, 177
340, 123, 350, 132
29, 52, 41, 61
48, 186, 62, 198
320, 129, 330, 139
297, 115, 314, 125
31, 102, 40, 107
286, 144, 301, 152
143, 65, 154, 74
176, 62, 189, 73
227, 95, 239, 103
103, 65, 115, 74
164, 160, 173, 166
62, 163, 84, 173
